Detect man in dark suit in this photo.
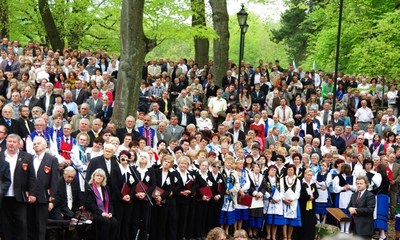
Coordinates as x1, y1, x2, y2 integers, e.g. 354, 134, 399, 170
18, 105, 35, 138
347, 89, 360, 123
331, 111, 344, 129
87, 89, 103, 115
251, 84, 266, 110
1, 134, 37, 240
311, 138, 323, 160
86, 143, 119, 188
0, 105, 24, 137
228, 120, 246, 142
176, 105, 196, 128
49, 167, 83, 220
0, 52, 20, 78
72, 79, 90, 106
313, 125, 331, 148
88, 119, 103, 147
347, 175, 375, 240
292, 98, 306, 126
331, 126, 346, 154
116, 116, 140, 143
221, 70, 236, 89
28, 137, 59, 240
20, 86, 41, 114
40, 82, 57, 112
0, 125, 7, 154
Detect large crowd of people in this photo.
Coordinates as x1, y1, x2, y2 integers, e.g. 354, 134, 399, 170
0, 37, 398, 240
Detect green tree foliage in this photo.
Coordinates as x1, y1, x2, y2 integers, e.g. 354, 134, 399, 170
271, 0, 318, 66
304, 0, 399, 77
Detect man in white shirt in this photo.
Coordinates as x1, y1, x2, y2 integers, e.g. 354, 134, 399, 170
354, 100, 374, 132
208, 89, 227, 130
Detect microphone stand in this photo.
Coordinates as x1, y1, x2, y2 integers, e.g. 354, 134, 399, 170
128, 164, 154, 206
65, 151, 99, 230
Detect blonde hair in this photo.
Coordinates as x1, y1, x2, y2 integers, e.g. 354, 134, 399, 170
89, 168, 107, 186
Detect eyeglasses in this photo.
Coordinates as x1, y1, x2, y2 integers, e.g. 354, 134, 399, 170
212, 165, 219, 168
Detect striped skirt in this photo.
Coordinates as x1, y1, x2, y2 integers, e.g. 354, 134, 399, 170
249, 216, 264, 228
315, 202, 332, 214
219, 210, 235, 226
265, 213, 286, 225
286, 207, 302, 227
235, 208, 249, 221
374, 194, 389, 231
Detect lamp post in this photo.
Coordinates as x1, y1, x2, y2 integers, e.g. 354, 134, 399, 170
237, 4, 248, 82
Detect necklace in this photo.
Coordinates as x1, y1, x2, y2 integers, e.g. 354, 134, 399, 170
287, 176, 295, 186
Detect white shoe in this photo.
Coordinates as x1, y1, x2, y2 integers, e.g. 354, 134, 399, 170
83, 219, 92, 224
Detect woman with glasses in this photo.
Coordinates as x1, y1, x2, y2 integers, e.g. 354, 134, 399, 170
111, 150, 135, 240
299, 169, 319, 240
207, 160, 227, 233
131, 152, 156, 240
149, 154, 173, 240
282, 164, 302, 240
71, 132, 90, 191
275, 154, 286, 181
234, 159, 250, 232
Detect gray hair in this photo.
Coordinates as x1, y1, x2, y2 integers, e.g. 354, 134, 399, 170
64, 166, 76, 174
89, 168, 107, 187
103, 143, 116, 152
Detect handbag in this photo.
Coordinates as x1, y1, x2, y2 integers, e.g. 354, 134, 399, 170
74, 210, 93, 221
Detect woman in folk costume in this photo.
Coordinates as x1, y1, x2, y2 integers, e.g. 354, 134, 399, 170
248, 162, 267, 239
370, 163, 390, 240
219, 157, 240, 237
332, 164, 356, 234
234, 159, 250, 232
314, 161, 332, 224
264, 165, 285, 240
71, 132, 90, 191
281, 164, 302, 240
299, 169, 319, 240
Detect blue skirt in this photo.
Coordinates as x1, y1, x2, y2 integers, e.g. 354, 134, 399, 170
286, 206, 302, 227
265, 213, 286, 226
249, 216, 264, 228
219, 210, 235, 225
316, 202, 332, 214
334, 194, 340, 208
396, 217, 400, 230
374, 194, 389, 231
235, 208, 249, 221
340, 209, 352, 218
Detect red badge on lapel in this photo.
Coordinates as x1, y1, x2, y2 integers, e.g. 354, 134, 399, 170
22, 163, 28, 171
44, 166, 51, 174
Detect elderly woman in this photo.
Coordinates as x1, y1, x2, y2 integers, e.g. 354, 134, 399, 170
131, 151, 156, 240
176, 156, 197, 240
149, 154, 174, 240
112, 150, 135, 240
219, 157, 240, 237
71, 132, 91, 191
86, 168, 118, 240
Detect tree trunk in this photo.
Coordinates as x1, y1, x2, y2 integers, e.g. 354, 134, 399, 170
0, 0, 8, 39
191, 0, 209, 66
209, 0, 229, 88
113, 0, 156, 127
38, 0, 64, 50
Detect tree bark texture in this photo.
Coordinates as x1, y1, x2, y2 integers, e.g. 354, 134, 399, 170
209, 0, 229, 88
38, 0, 64, 50
191, 0, 209, 67
114, 0, 155, 127
0, 0, 8, 39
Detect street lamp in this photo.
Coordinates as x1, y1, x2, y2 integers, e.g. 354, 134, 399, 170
237, 4, 249, 82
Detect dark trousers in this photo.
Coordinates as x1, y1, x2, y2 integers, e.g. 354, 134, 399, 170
185, 197, 196, 239
27, 202, 49, 240
193, 200, 208, 238
166, 200, 177, 240
131, 199, 151, 240
1, 197, 28, 240
176, 203, 189, 239
149, 202, 169, 240
113, 200, 133, 240
206, 200, 223, 233
94, 214, 118, 240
